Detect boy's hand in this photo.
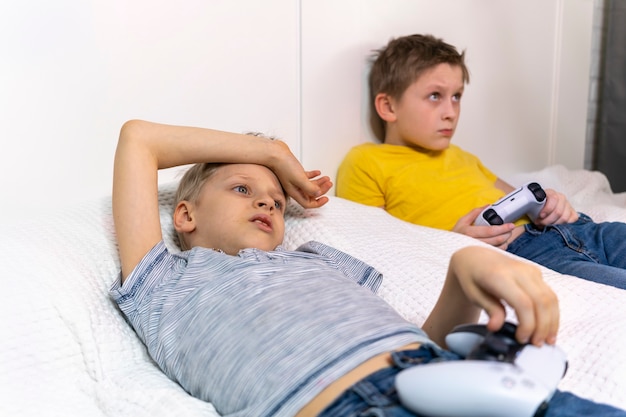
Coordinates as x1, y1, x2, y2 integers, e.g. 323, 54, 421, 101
285, 169, 333, 209
269, 140, 332, 209
452, 247, 560, 346
452, 207, 516, 249
423, 246, 559, 348
535, 188, 579, 226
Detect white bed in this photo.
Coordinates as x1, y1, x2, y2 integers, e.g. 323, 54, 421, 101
2, 165, 625, 416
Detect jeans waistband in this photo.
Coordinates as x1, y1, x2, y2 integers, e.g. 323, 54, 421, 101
318, 344, 460, 416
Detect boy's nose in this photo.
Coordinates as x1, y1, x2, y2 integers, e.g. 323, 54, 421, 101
255, 197, 274, 210
442, 101, 458, 120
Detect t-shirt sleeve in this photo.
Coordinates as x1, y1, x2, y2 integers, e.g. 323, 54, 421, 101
295, 241, 382, 293
109, 241, 187, 343
336, 146, 386, 208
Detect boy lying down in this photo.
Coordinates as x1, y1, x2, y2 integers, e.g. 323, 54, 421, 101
110, 119, 624, 416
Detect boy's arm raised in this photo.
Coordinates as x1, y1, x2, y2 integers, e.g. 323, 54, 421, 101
112, 119, 330, 281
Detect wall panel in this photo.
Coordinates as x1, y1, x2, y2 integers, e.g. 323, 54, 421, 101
0, 0, 299, 219
0, 0, 593, 220
300, 0, 593, 185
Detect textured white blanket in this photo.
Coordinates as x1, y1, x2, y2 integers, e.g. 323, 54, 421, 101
1, 165, 625, 416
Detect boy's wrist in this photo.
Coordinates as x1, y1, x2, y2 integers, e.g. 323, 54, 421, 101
263, 139, 295, 170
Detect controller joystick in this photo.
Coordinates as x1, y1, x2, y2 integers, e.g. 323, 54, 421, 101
475, 182, 547, 226
395, 322, 567, 417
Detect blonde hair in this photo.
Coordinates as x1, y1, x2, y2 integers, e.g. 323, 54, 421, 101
174, 163, 226, 250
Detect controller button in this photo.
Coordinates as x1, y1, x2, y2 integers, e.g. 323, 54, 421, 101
501, 376, 516, 389
528, 182, 547, 202
501, 322, 518, 336
488, 336, 509, 352
483, 209, 504, 225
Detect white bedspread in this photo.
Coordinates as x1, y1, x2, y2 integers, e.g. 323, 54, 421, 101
1, 165, 625, 416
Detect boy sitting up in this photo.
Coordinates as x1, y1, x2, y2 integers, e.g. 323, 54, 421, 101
336, 33, 626, 290
110, 119, 623, 416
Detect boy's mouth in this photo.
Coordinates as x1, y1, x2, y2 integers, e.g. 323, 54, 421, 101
250, 214, 273, 232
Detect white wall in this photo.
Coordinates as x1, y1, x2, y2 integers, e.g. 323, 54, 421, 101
300, 0, 594, 183
0, 0, 300, 219
0, 0, 593, 221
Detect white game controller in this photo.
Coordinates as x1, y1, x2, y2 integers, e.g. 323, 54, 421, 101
395, 322, 568, 417
475, 182, 547, 226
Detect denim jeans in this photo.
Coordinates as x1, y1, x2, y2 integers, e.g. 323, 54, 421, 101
506, 213, 626, 290
318, 344, 626, 417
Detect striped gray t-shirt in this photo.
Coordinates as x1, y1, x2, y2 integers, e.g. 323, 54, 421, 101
110, 240, 430, 417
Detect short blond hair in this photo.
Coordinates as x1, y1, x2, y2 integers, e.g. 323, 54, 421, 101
174, 163, 226, 250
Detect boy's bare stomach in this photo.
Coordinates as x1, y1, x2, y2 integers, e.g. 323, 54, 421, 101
295, 342, 422, 417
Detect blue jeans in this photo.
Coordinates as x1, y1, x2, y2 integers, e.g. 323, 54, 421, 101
506, 213, 626, 290
318, 345, 626, 417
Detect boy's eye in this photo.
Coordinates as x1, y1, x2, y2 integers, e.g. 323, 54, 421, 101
274, 200, 283, 210
234, 185, 249, 194
429, 92, 440, 101
453, 93, 462, 102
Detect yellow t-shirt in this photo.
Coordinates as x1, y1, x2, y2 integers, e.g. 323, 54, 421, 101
336, 143, 526, 231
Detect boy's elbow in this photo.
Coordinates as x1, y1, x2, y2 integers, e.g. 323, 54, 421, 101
119, 119, 146, 141
118, 119, 157, 150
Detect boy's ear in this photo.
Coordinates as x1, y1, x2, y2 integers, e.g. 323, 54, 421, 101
173, 201, 196, 233
374, 93, 397, 123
